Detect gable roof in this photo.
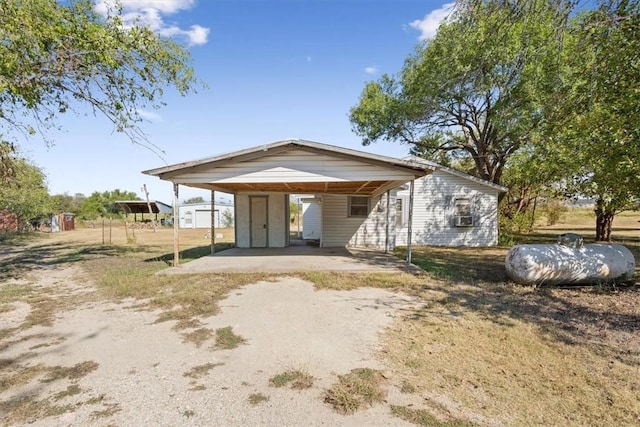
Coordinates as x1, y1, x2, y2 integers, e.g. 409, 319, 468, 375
143, 139, 434, 196
144, 139, 429, 177
404, 156, 508, 193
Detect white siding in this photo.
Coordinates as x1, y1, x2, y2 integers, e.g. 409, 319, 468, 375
395, 171, 500, 247
235, 193, 287, 248
174, 150, 416, 184
302, 200, 321, 240
321, 194, 394, 249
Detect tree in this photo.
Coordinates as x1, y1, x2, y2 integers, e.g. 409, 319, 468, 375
79, 189, 139, 219
183, 196, 205, 204
0, 0, 199, 176
51, 192, 86, 213
541, 0, 640, 241
0, 156, 51, 229
350, 0, 569, 187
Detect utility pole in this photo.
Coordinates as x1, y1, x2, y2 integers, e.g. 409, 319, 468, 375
142, 184, 157, 232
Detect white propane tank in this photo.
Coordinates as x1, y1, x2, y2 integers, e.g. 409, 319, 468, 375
505, 244, 635, 285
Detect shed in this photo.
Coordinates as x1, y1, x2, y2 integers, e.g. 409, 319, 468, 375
179, 201, 234, 229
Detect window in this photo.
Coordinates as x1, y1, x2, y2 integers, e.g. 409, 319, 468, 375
348, 196, 370, 217
184, 211, 193, 225
395, 196, 409, 227
454, 198, 473, 227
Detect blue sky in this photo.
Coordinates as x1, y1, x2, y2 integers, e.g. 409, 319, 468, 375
23, 0, 453, 203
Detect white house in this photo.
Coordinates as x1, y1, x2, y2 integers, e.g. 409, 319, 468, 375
179, 201, 234, 229
394, 158, 507, 247
143, 139, 507, 263
143, 139, 430, 251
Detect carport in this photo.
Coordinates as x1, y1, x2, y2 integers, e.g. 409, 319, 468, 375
142, 139, 432, 268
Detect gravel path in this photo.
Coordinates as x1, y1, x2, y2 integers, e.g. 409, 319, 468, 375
1, 267, 423, 426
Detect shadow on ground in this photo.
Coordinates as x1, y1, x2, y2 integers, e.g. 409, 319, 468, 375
0, 241, 150, 282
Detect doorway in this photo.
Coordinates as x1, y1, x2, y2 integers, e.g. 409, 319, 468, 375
250, 196, 268, 247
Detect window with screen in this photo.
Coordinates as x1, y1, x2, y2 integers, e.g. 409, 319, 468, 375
454, 198, 473, 227
348, 196, 370, 217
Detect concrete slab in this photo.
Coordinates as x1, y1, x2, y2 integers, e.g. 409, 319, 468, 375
161, 245, 424, 274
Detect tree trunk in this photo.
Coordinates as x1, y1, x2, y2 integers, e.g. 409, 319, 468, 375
594, 202, 615, 242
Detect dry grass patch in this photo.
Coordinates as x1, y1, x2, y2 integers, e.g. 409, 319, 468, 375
391, 405, 477, 427
0, 395, 76, 425
183, 362, 223, 379
42, 361, 99, 383
383, 308, 640, 426
324, 368, 387, 415
87, 255, 272, 325
0, 361, 46, 392
248, 393, 269, 405
90, 403, 121, 419
269, 369, 314, 389
53, 384, 82, 401
212, 326, 246, 350
302, 271, 425, 291
181, 327, 215, 347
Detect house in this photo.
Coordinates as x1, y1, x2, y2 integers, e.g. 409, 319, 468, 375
179, 201, 234, 229
142, 139, 508, 269
299, 161, 505, 248
143, 139, 431, 256
394, 158, 507, 247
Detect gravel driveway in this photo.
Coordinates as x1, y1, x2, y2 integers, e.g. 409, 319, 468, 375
1, 266, 423, 426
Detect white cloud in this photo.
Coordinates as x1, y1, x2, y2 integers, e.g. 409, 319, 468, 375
94, 0, 209, 46
364, 66, 378, 75
409, 2, 455, 41
137, 108, 163, 123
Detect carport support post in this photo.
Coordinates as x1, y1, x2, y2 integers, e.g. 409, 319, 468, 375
384, 191, 390, 253
173, 183, 180, 267
210, 190, 215, 255
406, 179, 414, 267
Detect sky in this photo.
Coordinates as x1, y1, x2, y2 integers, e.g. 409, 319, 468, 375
21, 0, 454, 204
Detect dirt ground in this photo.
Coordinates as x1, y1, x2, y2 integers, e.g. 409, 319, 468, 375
0, 235, 424, 426
1, 214, 639, 426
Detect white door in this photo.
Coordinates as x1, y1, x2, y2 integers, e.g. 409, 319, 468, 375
250, 197, 268, 247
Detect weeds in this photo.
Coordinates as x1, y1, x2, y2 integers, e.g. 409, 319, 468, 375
390, 405, 476, 427
183, 363, 223, 379
212, 326, 246, 350
269, 369, 314, 389
181, 327, 215, 347
248, 393, 269, 405
324, 368, 386, 414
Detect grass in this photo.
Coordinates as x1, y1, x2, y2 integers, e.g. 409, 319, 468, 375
269, 369, 314, 389
181, 327, 215, 347
248, 393, 269, 405
324, 368, 387, 415
391, 405, 477, 427
212, 326, 246, 350
41, 361, 99, 383
183, 362, 223, 379
301, 271, 425, 291
53, 385, 82, 401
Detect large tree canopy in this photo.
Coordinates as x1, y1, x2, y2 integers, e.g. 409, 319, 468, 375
0, 0, 198, 161
0, 156, 51, 228
350, 0, 569, 186
539, 0, 640, 240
